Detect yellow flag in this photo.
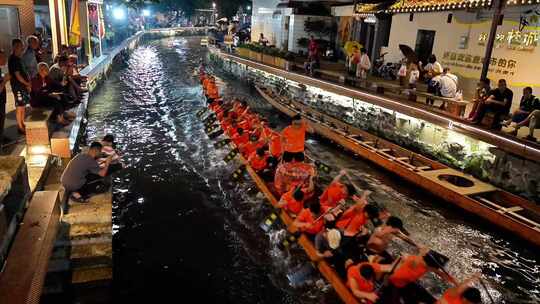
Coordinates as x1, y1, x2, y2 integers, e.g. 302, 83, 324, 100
69, 0, 80, 46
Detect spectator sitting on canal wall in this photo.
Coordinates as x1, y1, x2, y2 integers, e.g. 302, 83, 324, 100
505, 108, 540, 142
469, 79, 513, 129
431, 68, 458, 99
503, 87, 540, 137
30, 62, 73, 125
61, 141, 112, 203
467, 78, 491, 120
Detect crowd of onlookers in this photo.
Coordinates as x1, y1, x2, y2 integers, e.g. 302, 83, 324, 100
0, 36, 88, 150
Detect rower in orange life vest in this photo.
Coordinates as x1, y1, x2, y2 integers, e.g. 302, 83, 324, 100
248, 147, 269, 172
436, 273, 483, 304
277, 175, 315, 216
292, 201, 324, 235
206, 77, 220, 104
240, 134, 264, 158
380, 248, 457, 304
232, 128, 249, 147
260, 120, 282, 158
335, 191, 380, 237
346, 261, 396, 304
281, 114, 313, 159
319, 169, 358, 213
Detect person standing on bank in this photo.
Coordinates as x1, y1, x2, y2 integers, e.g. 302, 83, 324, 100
281, 114, 314, 159
0, 50, 11, 150
357, 48, 371, 86
8, 39, 32, 134
21, 35, 39, 80
61, 142, 112, 203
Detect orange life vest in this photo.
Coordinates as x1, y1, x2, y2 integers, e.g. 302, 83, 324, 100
436, 290, 464, 304
320, 181, 347, 212
336, 206, 367, 235
248, 152, 268, 171
389, 255, 428, 288
296, 208, 324, 234
282, 123, 307, 153
280, 189, 303, 215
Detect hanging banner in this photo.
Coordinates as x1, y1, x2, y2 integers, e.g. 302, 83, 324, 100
68, 0, 81, 46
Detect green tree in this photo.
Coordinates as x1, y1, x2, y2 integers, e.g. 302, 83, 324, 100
216, 0, 251, 19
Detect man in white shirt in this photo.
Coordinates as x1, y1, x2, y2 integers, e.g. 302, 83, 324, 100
434, 68, 458, 98
357, 48, 371, 86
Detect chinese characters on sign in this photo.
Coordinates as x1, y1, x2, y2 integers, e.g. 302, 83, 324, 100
441, 51, 517, 76
478, 29, 539, 51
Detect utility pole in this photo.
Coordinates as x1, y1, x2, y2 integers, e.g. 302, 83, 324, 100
480, 0, 505, 80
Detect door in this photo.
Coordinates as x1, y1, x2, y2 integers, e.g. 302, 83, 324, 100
0, 6, 21, 52
414, 30, 435, 64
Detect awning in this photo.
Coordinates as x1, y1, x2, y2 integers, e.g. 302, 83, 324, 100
386, 0, 491, 13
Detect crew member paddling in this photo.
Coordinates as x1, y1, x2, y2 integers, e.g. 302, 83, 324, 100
437, 274, 483, 304
293, 201, 324, 235
382, 248, 457, 304
319, 169, 357, 213
281, 114, 313, 159
367, 216, 419, 262
346, 261, 396, 303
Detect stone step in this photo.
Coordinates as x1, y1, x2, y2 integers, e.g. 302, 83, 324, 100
72, 265, 113, 284
62, 192, 112, 225
70, 242, 112, 260
68, 222, 112, 241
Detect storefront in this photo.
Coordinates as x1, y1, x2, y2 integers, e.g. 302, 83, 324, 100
384, 0, 540, 109
0, 0, 35, 51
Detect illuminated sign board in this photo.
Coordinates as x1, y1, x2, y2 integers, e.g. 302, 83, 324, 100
478, 29, 539, 51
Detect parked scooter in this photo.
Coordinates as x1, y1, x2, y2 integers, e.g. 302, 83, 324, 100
372, 52, 399, 80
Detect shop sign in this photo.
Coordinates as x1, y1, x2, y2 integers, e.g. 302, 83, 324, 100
441, 51, 517, 76
478, 29, 539, 51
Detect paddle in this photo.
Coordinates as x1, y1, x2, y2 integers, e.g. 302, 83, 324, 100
479, 279, 496, 304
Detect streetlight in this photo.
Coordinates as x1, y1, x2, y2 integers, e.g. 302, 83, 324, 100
212, 2, 216, 25
113, 7, 126, 20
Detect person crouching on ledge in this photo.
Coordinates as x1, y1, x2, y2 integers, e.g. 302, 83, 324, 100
61, 142, 112, 203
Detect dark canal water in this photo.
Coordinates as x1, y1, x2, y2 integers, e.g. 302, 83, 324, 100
85, 37, 539, 303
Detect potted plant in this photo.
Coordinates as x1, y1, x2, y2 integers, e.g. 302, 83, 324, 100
262, 47, 278, 66
248, 44, 262, 62
236, 43, 250, 58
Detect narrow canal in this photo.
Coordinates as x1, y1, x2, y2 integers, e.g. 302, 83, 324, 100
85, 37, 539, 303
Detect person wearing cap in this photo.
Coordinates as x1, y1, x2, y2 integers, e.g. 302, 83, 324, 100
281, 114, 313, 160
320, 169, 357, 213
382, 248, 457, 304
437, 273, 482, 304
367, 216, 419, 263
315, 228, 341, 259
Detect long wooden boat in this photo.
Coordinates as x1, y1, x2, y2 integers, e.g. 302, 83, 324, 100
254, 85, 540, 247
200, 121, 361, 303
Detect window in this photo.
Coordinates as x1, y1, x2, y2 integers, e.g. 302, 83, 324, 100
0, 6, 21, 52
